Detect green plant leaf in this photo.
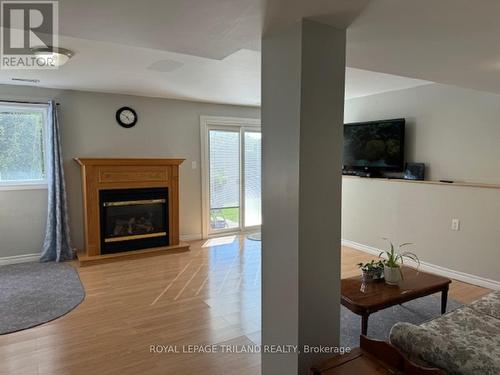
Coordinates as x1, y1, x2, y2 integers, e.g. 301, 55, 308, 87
398, 254, 404, 264
399, 242, 413, 248
378, 239, 420, 271
401, 251, 421, 267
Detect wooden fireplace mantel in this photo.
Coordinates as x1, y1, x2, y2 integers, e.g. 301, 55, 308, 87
74, 158, 186, 167
74, 158, 189, 266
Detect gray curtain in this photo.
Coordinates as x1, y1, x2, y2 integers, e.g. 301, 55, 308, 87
40, 101, 73, 262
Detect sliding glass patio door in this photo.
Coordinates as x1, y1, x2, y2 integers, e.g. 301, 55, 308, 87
208, 129, 241, 232
201, 117, 261, 237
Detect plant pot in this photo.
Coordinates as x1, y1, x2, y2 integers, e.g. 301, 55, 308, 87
383, 265, 401, 285
361, 268, 384, 283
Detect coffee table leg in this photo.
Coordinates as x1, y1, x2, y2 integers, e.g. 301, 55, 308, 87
441, 286, 449, 314
361, 314, 369, 336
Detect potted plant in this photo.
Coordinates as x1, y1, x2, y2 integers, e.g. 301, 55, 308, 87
357, 260, 385, 282
378, 238, 420, 285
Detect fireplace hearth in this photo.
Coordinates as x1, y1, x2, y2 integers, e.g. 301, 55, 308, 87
100, 188, 169, 254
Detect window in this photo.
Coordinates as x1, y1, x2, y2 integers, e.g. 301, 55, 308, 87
0, 103, 48, 188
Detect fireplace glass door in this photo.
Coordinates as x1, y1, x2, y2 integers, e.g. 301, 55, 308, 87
100, 188, 169, 253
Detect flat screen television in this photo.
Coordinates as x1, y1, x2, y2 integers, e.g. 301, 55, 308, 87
343, 118, 405, 173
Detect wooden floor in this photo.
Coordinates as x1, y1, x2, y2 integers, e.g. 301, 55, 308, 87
0, 236, 490, 375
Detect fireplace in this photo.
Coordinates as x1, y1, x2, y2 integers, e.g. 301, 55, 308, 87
100, 188, 169, 254
75, 158, 188, 266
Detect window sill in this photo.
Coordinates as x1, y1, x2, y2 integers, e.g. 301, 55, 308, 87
0, 183, 48, 191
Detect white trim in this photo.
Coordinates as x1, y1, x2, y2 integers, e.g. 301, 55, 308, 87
342, 239, 500, 291
0, 102, 49, 111
200, 119, 209, 239
240, 126, 245, 231
0, 182, 47, 191
0, 253, 39, 265
200, 115, 261, 127
180, 233, 203, 241
199, 115, 261, 239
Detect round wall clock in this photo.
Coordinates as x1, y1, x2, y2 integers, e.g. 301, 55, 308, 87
116, 106, 138, 128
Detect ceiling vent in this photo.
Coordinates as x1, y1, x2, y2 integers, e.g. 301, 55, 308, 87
147, 59, 184, 73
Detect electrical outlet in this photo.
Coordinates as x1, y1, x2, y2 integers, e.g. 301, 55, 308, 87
451, 218, 460, 231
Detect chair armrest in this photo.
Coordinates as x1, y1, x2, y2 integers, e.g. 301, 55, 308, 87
390, 322, 448, 371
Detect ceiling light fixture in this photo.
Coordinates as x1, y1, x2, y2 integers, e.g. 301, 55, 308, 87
30, 46, 74, 67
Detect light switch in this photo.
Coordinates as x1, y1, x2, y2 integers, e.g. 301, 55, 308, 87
451, 219, 460, 231
191, 161, 197, 170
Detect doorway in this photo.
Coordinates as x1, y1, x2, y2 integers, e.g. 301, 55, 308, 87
201, 116, 261, 238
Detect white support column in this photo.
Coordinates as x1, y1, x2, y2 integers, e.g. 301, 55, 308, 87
262, 19, 346, 374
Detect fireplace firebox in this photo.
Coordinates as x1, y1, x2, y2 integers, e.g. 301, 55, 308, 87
99, 188, 169, 254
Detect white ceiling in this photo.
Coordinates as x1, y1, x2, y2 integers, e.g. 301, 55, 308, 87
0, 33, 429, 105
57, 0, 262, 60
1, 35, 262, 106
345, 68, 430, 99
2, 0, 499, 105
346, 0, 500, 95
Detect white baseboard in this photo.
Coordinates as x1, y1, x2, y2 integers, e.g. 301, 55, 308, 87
180, 233, 203, 241
0, 253, 39, 266
342, 239, 500, 291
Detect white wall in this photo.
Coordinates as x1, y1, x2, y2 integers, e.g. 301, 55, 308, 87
4, 81, 498, 285
343, 83, 500, 283
0, 84, 259, 258
346, 83, 500, 183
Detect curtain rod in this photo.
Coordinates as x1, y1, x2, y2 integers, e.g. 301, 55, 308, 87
0, 99, 60, 105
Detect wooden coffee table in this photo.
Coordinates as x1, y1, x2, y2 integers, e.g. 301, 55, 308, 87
341, 267, 451, 335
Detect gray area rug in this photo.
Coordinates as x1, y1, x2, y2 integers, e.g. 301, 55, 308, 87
247, 232, 262, 241
341, 294, 461, 348
0, 262, 85, 335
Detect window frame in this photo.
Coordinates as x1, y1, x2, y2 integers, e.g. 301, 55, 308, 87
0, 102, 49, 190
